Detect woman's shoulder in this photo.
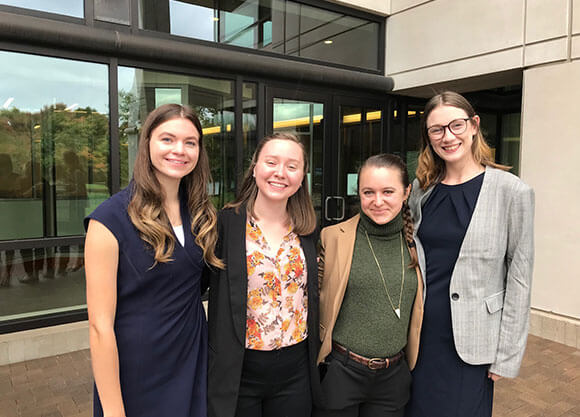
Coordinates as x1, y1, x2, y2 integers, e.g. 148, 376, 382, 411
84, 185, 133, 232
486, 167, 533, 194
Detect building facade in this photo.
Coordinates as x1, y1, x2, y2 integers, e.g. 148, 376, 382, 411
335, 0, 580, 349
0, 0, 578, 364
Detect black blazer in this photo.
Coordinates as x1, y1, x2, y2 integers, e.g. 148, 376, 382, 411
207, 206, 321, 417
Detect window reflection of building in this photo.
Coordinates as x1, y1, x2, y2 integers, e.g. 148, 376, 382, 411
118, 66, 236, 207
0, 50, 108, 321
138, 0, 381, 71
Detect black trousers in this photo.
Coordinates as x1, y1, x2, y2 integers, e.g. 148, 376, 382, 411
235, 340, 312, 417
314, 349, 412, 417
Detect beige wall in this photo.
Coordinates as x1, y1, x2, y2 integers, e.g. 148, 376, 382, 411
384, 0, 576, 91
521, 61, 580, 320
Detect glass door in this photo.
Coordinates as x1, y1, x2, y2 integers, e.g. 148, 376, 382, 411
266, 87, 330, 225
337, 102, 386, 221
266, 88, 388, 227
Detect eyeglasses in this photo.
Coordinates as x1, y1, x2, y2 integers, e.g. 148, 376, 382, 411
426, 118, 471, 140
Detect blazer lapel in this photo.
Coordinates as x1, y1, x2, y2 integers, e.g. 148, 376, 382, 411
338, 214, 359, 279
226, 209, 249, 346
455, 167, 492, 260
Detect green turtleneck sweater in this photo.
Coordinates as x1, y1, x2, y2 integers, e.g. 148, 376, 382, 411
332, 211, 418, 358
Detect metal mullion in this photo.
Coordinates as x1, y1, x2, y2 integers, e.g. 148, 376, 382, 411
109, 58, 121, 194
0, 236, 85, 251
235, 76, 244, 189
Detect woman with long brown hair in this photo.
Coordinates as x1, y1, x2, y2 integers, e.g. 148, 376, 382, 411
406, 91, 534, 417
207, 132, 320, 417
84, 104, 221, 417
316, 154, 423, 417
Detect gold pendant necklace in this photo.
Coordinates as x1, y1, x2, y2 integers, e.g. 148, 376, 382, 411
364, 230, 405, 319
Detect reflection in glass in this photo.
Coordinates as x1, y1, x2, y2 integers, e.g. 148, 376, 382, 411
0, 0, 83, 17
0, 50, 110, 240
500, 113, 520, 175
242, 82, 257, 171
339, 106, 383, 219
138, 0, 380, 71
0, 244, 86, 321
118, 66, 236, 207
272, 98, 323, 223
284, 1, 379, 70
405, 106, 422, 184
95, 0, 130, 25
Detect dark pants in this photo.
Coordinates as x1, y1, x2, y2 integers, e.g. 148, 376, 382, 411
314, 349, 412, 417
235, 340, 312, 417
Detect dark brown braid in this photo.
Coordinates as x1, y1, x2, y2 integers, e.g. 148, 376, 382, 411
358, 153, 418, 268
402, 200, 418, 268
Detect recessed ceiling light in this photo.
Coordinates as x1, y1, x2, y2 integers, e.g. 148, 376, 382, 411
324, 40, 333, 45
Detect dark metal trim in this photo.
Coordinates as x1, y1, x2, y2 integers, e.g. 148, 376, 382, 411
234, 77, 244, 188
109, 57, 121, 194
296, 0, 384, 22
0, 237, 85, 251
0, 11, 393, 93
0, 310, 88, 335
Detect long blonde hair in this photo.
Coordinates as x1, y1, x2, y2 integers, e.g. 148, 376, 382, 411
127, 103, 223, 268
416, 91, 509, 189
226, 132, 317, 236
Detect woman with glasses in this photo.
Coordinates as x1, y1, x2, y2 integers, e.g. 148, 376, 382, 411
405, 91, 534, 417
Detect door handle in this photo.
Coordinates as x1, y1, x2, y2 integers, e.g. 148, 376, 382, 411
324, 196, 345, 221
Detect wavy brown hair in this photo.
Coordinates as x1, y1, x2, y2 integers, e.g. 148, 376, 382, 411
416, 91, 509, 190
358, 153, 418, 268
226, 132, 316, 236
127, 103, 223, 269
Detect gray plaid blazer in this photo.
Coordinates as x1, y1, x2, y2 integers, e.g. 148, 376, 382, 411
409, 166, 535, 378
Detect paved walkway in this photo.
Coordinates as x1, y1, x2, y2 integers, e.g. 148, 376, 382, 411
1, 335, 579, 417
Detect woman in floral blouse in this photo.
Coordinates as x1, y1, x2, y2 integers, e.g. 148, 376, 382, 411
207, 132, 321, 417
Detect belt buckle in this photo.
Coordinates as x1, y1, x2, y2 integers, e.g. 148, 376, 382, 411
367, 358, 386, 370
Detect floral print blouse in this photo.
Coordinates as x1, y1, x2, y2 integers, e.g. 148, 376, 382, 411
245, 217, 308, 350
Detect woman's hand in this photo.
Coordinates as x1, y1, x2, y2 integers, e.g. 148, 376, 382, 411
487, 371, 502, 382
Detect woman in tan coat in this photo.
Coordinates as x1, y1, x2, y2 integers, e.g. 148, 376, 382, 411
315, 154, 423, 417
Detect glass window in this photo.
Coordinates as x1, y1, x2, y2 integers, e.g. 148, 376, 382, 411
140, 0, 217, 41
405, 105, 422, 183
118, 66, 236, 207
0, 50, 109, 323
0, 0, 83, 17
0, 50, 110, 240
138, 0, 381, 71
272, 98, 323, 222
95, 0, 130, 25
285, 1, 380, 70
500, 113, 521, 175
339, 106, 382, 219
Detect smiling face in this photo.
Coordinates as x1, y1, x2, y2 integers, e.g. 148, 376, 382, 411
149, 117, 200, 187
253, 138, 305, 205
359, 165, 410, 225
426, 104, 479, 167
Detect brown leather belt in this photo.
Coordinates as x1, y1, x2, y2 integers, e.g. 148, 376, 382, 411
332, 342, 404, 370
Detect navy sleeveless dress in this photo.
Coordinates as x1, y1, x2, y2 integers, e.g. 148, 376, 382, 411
406, 173, 494, 417
85, 185, 208, 417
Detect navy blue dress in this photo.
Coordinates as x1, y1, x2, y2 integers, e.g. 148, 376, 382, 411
85, 185, 208, 417
406, 173, 493, 417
